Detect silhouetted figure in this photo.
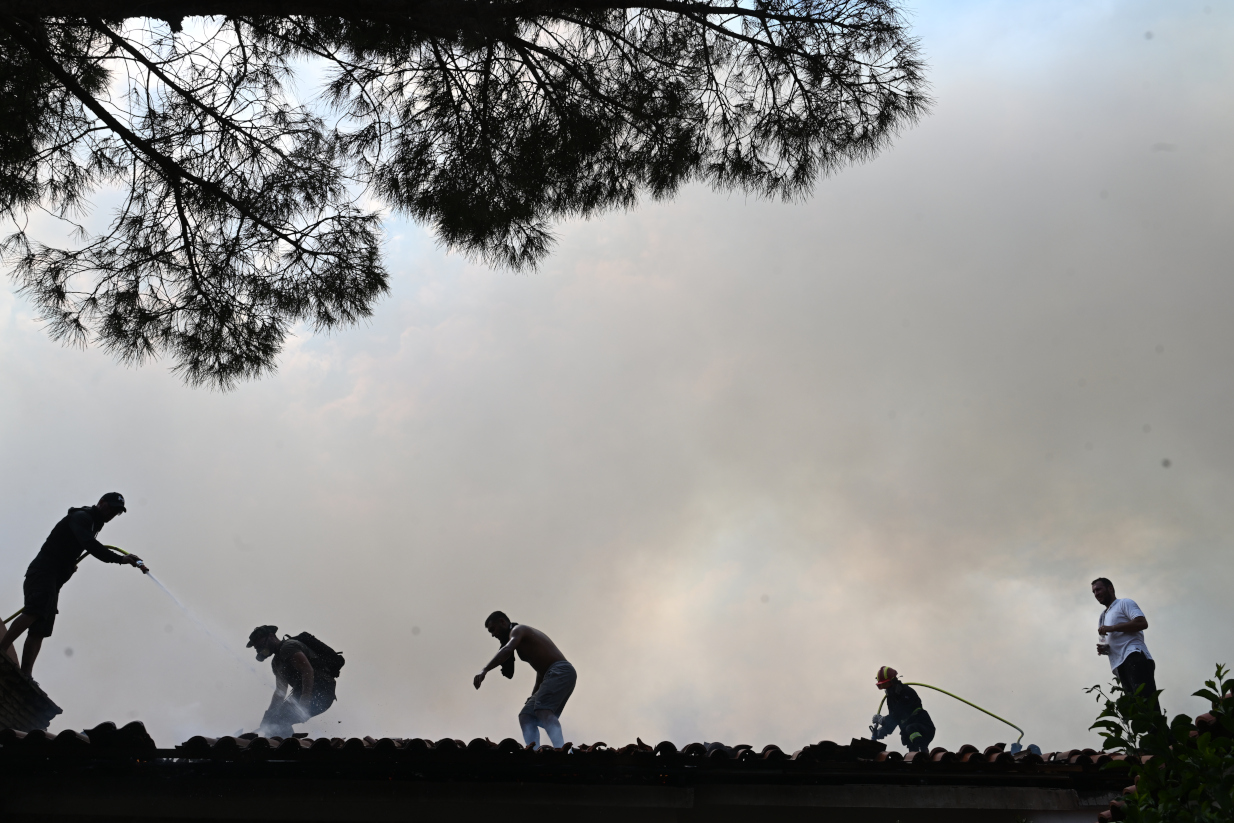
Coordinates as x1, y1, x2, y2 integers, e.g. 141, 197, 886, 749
871, 666, 935, 753
474, 612, 576, 749
1093, 577, 1158, 710
0, 493, 145, 676
248, 626, 342, 737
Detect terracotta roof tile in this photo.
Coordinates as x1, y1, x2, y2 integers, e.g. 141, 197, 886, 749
12, 691, 1228, 823
0, 698, 1219, 823
0, 655, 62, 731
49, 729, 1118, 771
0, 720, 1153, 777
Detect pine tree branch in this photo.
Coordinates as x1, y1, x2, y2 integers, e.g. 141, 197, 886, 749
0, 13, 327, 256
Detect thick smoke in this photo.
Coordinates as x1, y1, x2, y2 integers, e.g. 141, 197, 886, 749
0, 1, 1230, 752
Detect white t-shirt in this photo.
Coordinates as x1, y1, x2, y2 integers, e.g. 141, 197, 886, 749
1099, 598, 1152, 670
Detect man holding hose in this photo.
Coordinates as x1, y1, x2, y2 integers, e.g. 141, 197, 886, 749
871, 666, 936, 753
0, 493, 146, 676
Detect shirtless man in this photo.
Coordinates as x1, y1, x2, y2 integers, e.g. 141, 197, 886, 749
474, 611, 577, 749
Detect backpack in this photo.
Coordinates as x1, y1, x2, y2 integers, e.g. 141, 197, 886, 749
289, 632, 345, 678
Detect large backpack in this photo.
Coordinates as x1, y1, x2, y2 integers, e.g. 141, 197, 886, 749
290, 632, 345, 678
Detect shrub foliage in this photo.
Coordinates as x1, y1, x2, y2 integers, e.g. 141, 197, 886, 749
1089, 665, 1234, 822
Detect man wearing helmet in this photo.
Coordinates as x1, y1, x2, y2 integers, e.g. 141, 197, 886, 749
871, 666, 936, 753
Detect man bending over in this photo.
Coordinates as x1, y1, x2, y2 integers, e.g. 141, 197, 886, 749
871, 666, 936, 753
0, 493, 145, 676
474, 612, 577, 749
247, 625, 340, 737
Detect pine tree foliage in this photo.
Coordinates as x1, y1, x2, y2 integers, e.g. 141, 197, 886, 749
0, 1, 928, 387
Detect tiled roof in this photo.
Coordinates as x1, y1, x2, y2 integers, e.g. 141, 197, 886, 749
5, 702, 1225, 823
172, 733, 1116, 767
0, 720, 156, 755
0, 728, 1132, 820
0, 725, 1126, 772
0, 655, 62, 732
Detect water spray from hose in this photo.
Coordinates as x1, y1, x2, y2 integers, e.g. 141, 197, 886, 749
144, 571, 267, 680
5, 547, 268, 684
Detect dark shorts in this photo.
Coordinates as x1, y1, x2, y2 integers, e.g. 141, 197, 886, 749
23, 574, 62, 639
1116, 652, 1158, 706
520, 660, 577, 719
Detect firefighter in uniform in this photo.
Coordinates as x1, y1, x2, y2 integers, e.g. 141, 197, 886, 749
871, 666, 936, 753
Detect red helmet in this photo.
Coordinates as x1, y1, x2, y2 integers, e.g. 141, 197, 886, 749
876, 666, 898, 689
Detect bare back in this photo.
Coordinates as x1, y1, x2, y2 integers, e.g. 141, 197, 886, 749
512, 624, 567, 674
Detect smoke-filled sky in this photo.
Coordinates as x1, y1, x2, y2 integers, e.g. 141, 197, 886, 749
1, 0, 1231, 753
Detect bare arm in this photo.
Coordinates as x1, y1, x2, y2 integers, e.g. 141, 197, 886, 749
267, 674, 289, 711
1098, 616, 1148, 635
474, 627, 524, 689
289, 651, 314, 709
1097, 614, 1148, 655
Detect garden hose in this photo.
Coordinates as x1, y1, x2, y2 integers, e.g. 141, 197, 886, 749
3, 547, 141, 624
875, 681, 1024, 746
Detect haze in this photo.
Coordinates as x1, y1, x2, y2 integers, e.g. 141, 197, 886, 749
1, 0, 1230, 753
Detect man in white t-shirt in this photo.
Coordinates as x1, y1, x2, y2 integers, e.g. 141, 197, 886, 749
1092, 577, 1158, 709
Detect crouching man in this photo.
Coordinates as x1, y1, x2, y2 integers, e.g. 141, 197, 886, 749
871, 666, 936, 753
473, 611, 577, 749
247, 625, 341, 737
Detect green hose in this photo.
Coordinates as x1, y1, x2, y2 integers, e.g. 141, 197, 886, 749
3, 547, 136, 624
875, 681, 1024, 746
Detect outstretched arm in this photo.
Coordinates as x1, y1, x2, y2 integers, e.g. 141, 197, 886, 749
68, 514, 128, 564
474, 627, 524, 689
105, 545, 149, 573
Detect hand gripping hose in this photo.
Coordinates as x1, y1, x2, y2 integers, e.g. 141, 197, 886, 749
4, 547, 142, 623
875, 682, 1025, 747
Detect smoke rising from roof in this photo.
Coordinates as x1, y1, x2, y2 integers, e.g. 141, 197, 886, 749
0, 0, 1231, 752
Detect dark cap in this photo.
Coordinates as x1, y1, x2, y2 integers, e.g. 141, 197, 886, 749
98, 492, 127, 512
247, 625, 278, 648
